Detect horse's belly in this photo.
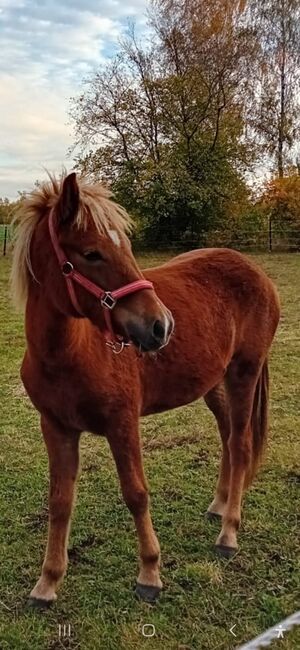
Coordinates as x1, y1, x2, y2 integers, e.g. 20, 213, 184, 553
142, 388, 202, 415
141, 340, 228, 416
141, 372, 217, 416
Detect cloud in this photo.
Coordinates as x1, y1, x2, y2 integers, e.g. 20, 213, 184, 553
0, 0, 149, 199
0, 60, 74, 197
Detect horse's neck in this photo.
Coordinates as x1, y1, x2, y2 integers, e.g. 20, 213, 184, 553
25, 290, 91, 365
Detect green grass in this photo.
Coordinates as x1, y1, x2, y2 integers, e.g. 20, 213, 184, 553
0, 252, 299, 650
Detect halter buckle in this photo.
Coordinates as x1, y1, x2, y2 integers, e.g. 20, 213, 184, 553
62, 261, 74, 276
106, 340, 130, 354
101, 292, 116, 310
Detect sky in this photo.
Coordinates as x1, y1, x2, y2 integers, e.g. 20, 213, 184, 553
0, 0, 149, 199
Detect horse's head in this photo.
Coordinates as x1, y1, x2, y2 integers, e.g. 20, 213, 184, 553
31, 173, 174, 352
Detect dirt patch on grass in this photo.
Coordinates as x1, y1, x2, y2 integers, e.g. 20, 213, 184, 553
287, 471, 300, 484
69, 533, 104, 564
143, 432, 201, 451
24, 506, 48, 531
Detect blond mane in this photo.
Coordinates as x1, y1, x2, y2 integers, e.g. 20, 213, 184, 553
11, 172, 133, 311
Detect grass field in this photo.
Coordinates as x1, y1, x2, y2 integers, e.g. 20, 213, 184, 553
0, 252, 299, 650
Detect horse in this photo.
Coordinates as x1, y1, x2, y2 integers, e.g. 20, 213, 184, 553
11, 171, 280, 608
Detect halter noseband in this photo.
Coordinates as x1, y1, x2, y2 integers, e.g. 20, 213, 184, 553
48, 211, 153, 353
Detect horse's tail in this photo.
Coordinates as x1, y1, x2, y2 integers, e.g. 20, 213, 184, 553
246, 359, 269, 487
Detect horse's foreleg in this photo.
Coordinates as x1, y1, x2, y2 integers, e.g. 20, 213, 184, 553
107, 422, 162, 603
29, 416, 80, 607
215, 359, 260, 556
204, 383, 231, 519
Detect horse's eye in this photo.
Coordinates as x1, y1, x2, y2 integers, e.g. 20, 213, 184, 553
83, 251, 103, 262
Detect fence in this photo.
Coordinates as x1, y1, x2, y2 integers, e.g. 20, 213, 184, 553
0, 224, 13, 256
132, 225, 300, 253
1, 223, 300, 257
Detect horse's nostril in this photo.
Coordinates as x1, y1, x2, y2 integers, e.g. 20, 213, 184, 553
152, 319, 166, 342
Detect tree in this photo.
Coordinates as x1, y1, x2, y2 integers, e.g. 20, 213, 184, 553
247, 0, 300, 177
0, 198, 16, 224
70, 0, 257, 245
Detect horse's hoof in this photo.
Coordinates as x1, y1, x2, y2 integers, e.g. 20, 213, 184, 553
27, 597, 54, 610
206, 511, 222, 521
135, 582, 162, 604
215, 544, 238, 558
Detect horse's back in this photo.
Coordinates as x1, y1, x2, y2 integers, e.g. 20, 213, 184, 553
145, 247, 279, 316
145, 247, 269, 280
144, 247, 280, 356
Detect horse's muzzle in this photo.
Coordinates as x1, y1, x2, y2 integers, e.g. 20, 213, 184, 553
129, 314, 174, 352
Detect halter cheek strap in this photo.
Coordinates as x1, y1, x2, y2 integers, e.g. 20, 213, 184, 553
48, 211, 154, 352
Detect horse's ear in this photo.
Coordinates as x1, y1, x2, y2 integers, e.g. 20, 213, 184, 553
57, 172, 80, 224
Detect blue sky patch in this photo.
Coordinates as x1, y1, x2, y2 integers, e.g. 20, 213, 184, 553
0, 0, 148, 198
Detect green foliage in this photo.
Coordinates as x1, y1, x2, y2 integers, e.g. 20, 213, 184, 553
206, 203, 268, 250
131, 148, 251, 248
70, 2, 255, 247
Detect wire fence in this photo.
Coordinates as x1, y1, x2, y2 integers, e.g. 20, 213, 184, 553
132, 226, 300, 253
1, 223, 300, 256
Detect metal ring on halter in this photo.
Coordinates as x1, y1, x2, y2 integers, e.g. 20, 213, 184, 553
62, 261, 74, 276
101, 292, 117, 310
106, 340, 130, 354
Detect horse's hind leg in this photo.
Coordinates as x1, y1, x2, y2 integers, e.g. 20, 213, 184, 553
28, 416, 80, 608
107, 415, 162, 604
204, 383, 231, 519
215, 356, 262, 557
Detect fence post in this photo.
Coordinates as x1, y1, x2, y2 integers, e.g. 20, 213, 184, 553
3, 225, 8, 256
268, 215, 272, 252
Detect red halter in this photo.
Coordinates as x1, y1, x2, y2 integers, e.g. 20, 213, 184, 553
48, 211, 154, 353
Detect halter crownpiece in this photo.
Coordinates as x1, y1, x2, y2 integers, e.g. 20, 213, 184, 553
48, 210, 154, 353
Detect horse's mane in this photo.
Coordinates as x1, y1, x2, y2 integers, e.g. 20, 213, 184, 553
11, 172, 133, 311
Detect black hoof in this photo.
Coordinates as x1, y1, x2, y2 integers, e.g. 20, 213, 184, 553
135, 582, 162, 604
206, 511, 222, 521
215, 544, 238, 559
27, 597, 54, 610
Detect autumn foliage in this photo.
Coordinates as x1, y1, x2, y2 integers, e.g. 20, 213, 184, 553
260, 174, 300, 249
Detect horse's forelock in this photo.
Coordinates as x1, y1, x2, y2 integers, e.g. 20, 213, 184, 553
11, 172, 134, 311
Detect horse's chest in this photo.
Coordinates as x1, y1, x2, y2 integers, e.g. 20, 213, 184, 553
21, 357, 115, 434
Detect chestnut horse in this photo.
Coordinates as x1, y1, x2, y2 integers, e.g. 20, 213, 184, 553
11, 172, 280, 607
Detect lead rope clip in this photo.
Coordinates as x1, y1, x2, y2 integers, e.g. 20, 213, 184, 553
106, 340, 130, 354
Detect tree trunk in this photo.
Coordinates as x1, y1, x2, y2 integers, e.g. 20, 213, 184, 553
278, 0, 286, 178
